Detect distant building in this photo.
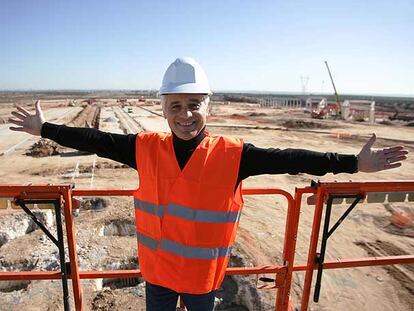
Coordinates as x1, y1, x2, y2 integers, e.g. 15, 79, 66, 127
260, 96, 303, 108
341, 100, 375, 123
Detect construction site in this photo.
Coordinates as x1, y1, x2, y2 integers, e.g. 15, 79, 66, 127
0, 95, 413, 311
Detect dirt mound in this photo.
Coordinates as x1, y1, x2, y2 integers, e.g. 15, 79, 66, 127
282, 119, 332, 129
104, 116, 117, 122
90, 286, 146, 310
248, 112, 267, 117
80, 197, 109, 211
91, 289, 117, 310
25, 139, 61, 157
231, 113, 249, 120
24, 161, 129, 176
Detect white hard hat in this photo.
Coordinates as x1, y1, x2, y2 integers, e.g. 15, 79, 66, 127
160, 57, 211, 95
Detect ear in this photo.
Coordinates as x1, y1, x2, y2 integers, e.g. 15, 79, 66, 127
160, 95, 168, 119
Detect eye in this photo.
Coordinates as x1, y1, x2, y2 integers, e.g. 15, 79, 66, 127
189, 103, 201, 110
170, 104, 181, 111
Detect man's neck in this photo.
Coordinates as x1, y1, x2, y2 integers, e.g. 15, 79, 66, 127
172, 129, 206, 170
172, 129, 206, 147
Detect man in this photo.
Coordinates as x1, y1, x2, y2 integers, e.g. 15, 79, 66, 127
9, 57, 408, 311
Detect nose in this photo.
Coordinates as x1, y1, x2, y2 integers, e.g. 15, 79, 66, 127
179, 108, 192, 118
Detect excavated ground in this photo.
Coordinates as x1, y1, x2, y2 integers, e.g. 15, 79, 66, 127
26, 104, 101, 157
0, 100, 413, 310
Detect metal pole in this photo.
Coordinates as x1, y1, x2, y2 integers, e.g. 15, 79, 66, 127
54, 200, 70, 311
313, 196, 334, 302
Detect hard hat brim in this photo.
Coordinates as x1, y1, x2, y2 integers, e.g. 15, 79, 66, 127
160, 82, 211, 95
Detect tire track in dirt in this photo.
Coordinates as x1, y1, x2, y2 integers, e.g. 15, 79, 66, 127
355, 240, 414, 304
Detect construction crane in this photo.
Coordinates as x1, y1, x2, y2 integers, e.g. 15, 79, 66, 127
324, 61, 341, 117
311, 61, 341, 119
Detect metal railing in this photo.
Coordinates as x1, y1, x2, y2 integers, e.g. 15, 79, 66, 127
0, 181, 413, 310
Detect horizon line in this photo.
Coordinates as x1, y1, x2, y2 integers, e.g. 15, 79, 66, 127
0, 89, 413, 99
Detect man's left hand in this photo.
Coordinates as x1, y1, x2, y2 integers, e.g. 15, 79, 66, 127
357, 134, 408, 172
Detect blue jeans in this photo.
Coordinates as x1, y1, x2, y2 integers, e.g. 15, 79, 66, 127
145, 282, 216, 311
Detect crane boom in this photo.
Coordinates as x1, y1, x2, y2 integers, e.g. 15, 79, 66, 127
324, 61, 341, 116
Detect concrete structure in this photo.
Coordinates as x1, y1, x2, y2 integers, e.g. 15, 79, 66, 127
259, 97, 303, 108
341, 100, 375, 123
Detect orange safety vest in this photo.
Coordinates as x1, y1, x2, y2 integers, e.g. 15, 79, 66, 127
133, 132, 243, 294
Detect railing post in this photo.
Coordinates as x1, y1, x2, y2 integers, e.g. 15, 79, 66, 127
62, 187, 83, 311
300, 187, 325, 310
276, 191, 301, 310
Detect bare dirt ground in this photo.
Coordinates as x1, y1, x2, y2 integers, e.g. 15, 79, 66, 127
0, 99, 413, 310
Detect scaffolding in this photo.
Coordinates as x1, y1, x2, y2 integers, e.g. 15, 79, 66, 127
0, 181, 413, 310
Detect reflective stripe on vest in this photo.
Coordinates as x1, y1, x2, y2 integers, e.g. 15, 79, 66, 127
134, 198, 241, 224
134, 198, 165, 217
136, 232, 232, 260
137, 231, 158, 250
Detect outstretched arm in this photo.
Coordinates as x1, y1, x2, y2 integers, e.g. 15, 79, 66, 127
357, 134, 408, 172
8, 100, 45, 136
8, 100, 137, 168
238, 134, 408, 182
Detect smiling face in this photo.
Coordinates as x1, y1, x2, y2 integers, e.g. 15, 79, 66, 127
162, 93, 209, 140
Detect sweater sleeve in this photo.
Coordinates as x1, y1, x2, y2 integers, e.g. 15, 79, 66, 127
238, 143, 358, 181
41, 122, 137, 169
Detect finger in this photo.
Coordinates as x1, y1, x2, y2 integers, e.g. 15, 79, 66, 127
9, 126, 26, 132
385, 150, 409, 159
11, 111, 27, 120
384, 162, 402, 170
16, 106, 31, 117
383, 146, 405, 154
387, 150, 408, 157
8, 118, 24, 126
35, 100, 42, 114
388, 155, 408, 163
363, 133, 376, 149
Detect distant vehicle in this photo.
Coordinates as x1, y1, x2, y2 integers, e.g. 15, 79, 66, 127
310, 98, 340, 119
127, 107, 133, 113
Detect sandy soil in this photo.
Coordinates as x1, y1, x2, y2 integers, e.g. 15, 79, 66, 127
0, 100, 413, 310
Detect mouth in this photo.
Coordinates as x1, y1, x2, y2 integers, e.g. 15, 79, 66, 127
177, 121, 196, 128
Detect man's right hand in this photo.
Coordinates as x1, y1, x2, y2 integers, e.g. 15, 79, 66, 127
8, 100, 46, 136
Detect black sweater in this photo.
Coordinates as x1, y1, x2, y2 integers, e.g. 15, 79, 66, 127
41, 123, 358, 186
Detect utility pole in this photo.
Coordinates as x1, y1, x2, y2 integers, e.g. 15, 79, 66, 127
300, 75, 310, 94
